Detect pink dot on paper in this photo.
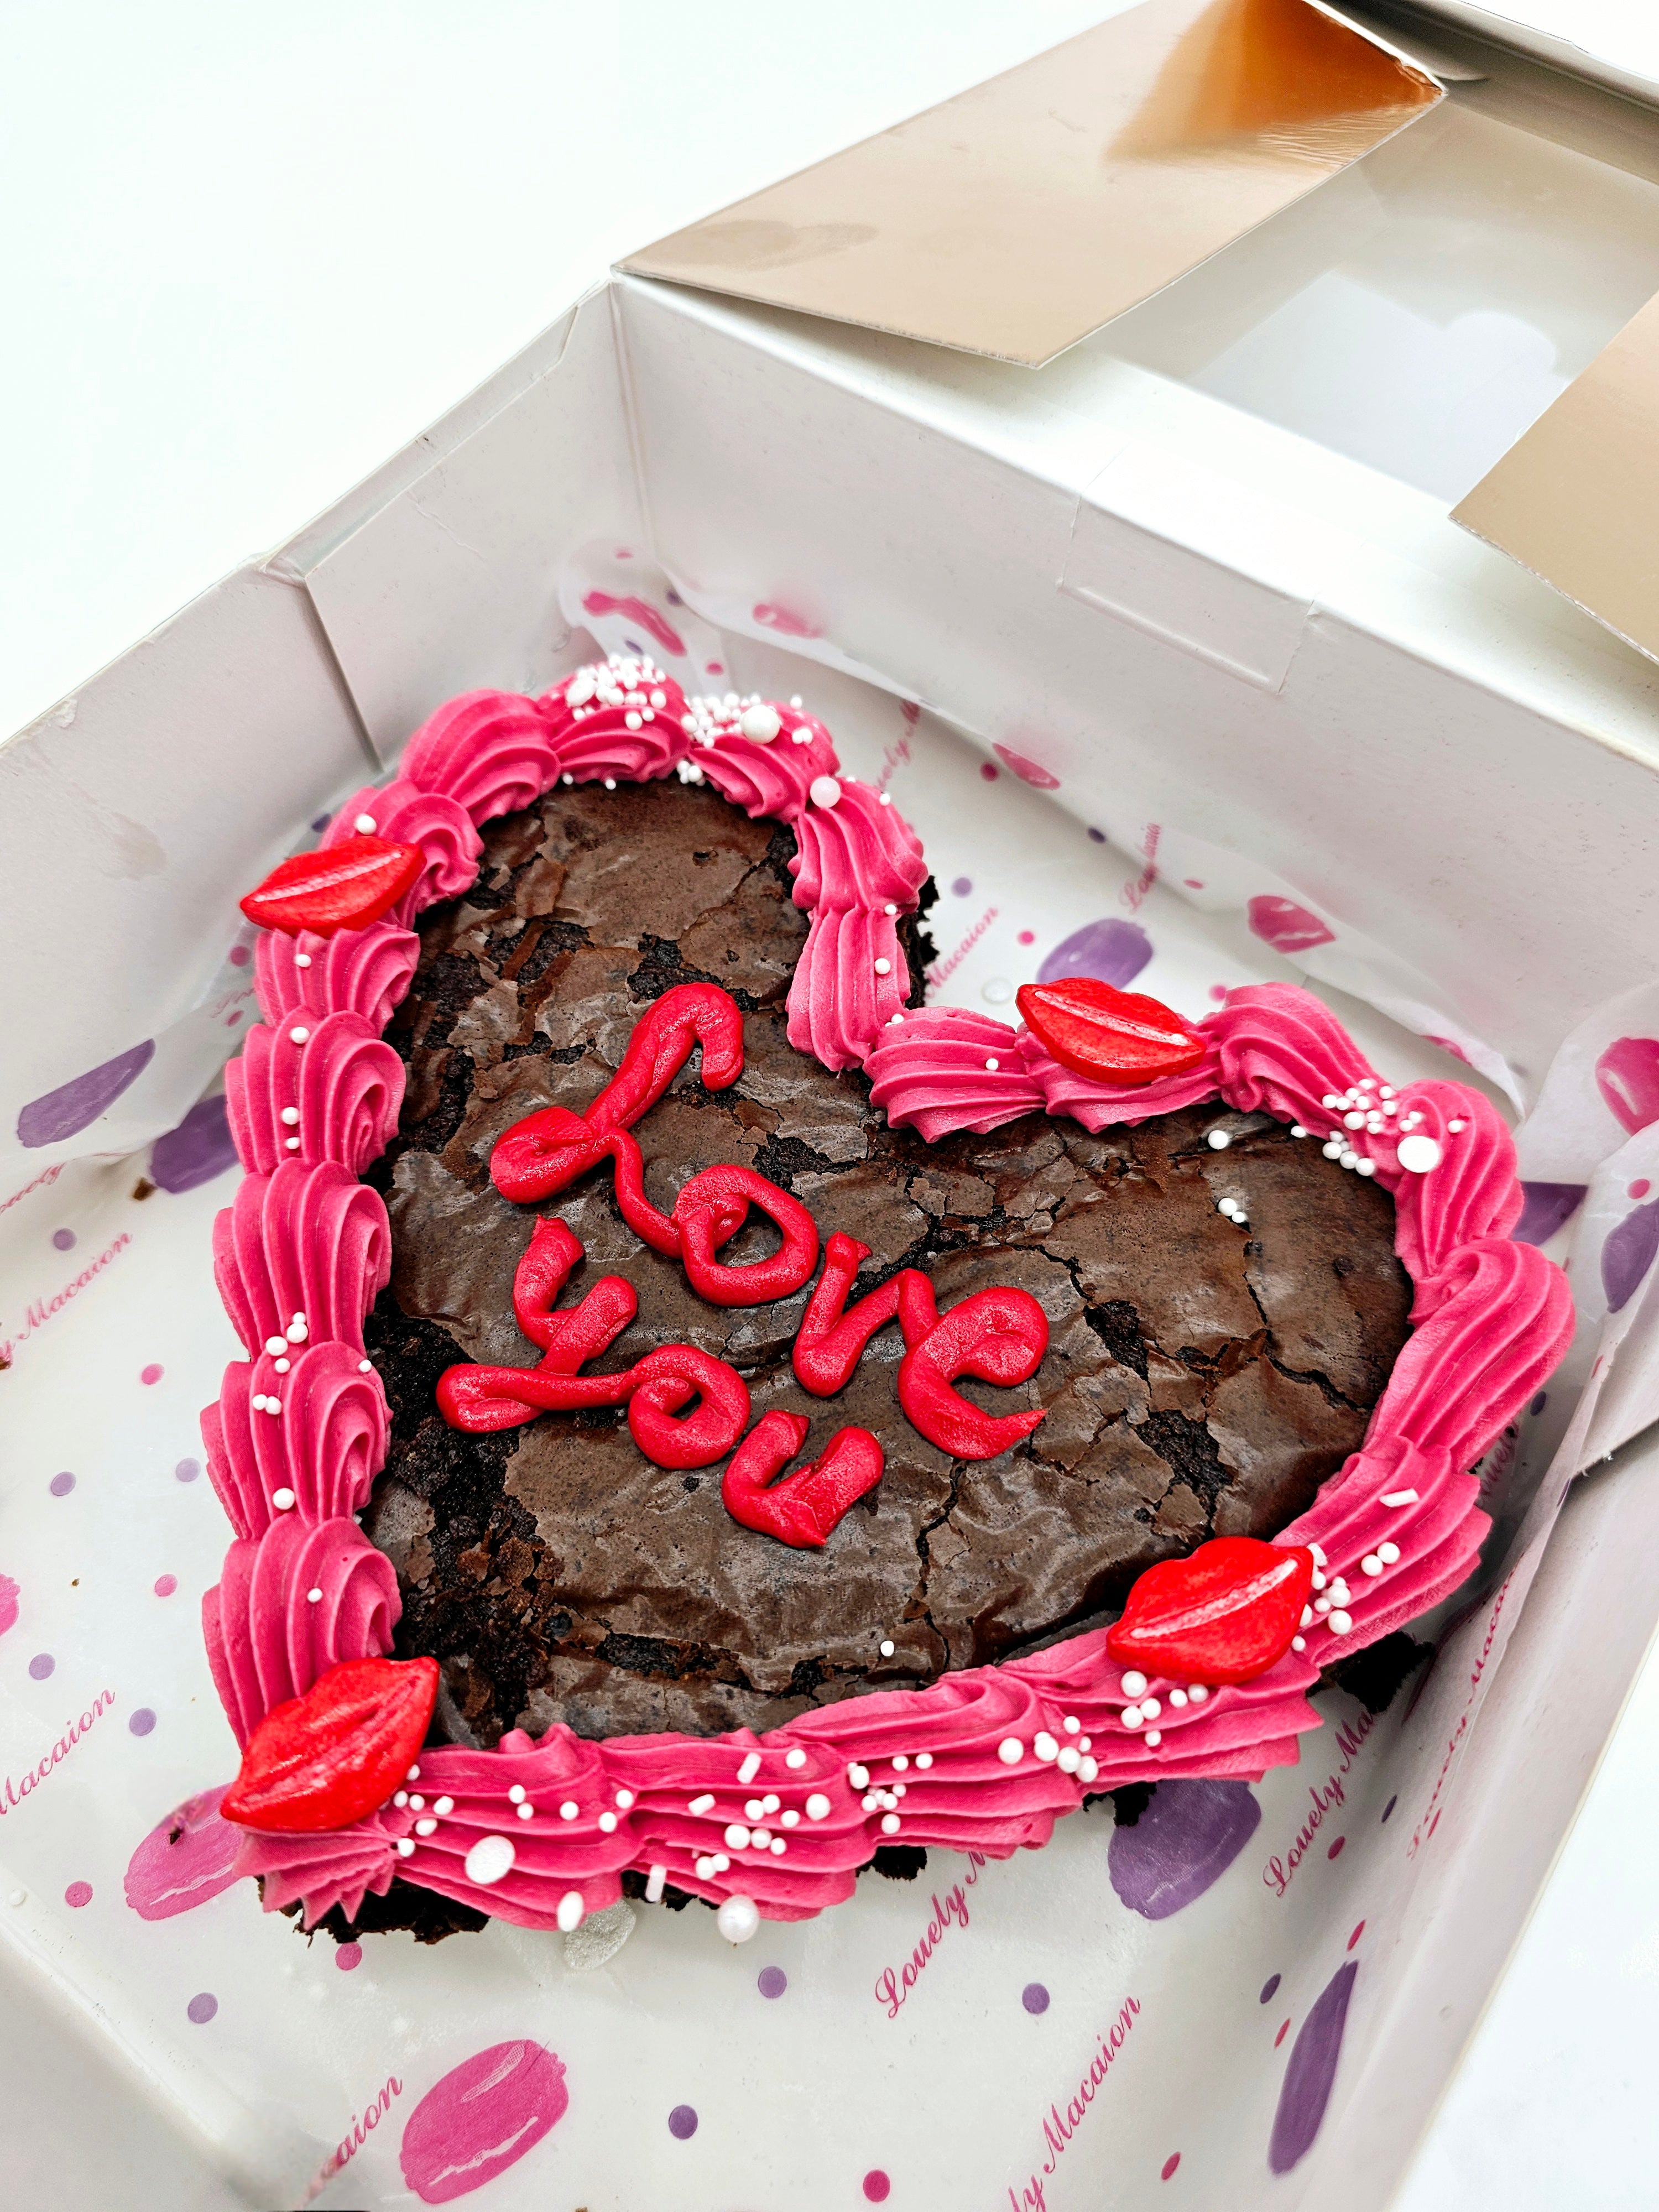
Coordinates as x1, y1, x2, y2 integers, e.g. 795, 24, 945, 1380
1017, 930, 1035, 946
1275, 2020, 1290, 2047
980, 763, 999, 780
227, 944, 251, 967
863, 2174, 891, 2204
153, 1575, 178, 1599
705, 662, 724, 675
65, 1881, 92, 1908
1208, 984, 1228, 1003
52, 1228, 75, 1251
1348, 1921, 1365, 1951
336, 1943, 362, 1971
1162, 2153, 1182, 2180
140, 1365, 163, 1386
1327, 1835, 1346, 1860
186, 1992, 217, 2024
1183, 879, 1204, 890
50, 1471, 75, 1496
225, 1011, 242, 1026
1631, 1180, 1652, 1201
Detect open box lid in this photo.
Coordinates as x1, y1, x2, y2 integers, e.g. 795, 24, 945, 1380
620, 0, 1443, 367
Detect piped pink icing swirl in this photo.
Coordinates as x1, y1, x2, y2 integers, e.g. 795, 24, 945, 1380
255, 921, 418, 1035
322, 783, 482, 924
202, 1342, 387, 1541
866, 1011, 1044, 1139
212, 1162, 390, 1358
400, 690, 560, 824
205, 682, 1575, 1935
539, 652, 691, 782
786, 907, 912, 1074
223, 1013, 404, 1177
204, 1514, 400, 1747
789, 778, 927, 914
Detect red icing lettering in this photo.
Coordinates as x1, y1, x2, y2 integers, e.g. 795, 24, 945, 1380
899, 1287, 1049, 1460
794, 1233, 938, 1394
674, 1165, 820, 1305
722, 1411, 884, 1547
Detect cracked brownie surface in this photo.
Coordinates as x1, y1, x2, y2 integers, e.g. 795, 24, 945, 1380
362, 775, 1412, 1747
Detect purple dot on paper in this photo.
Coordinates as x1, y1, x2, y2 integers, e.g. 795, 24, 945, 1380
1021, 1982, 1050, 2015
52, 1228, 76, 1251
757, 1966, 787, 1999
1260, 1973, 1281, 2004
863, 2175, 891, 2204
1380, 1796, 1397, 1823
1327, 1835, 1345, 1860
175, 1457, 201, 1483
1529, 1395, 1547, 1419
186, 1992, 218, 2025
129, 1708, 156, 1736
28, 1653, 54, 1681
951, 877, 973, 897
226, 943, 251, 968
140, 1364, 164, 1387
150, 1094, 237, 1193
1511, 1181, 1586, 1248
17, 1039, 156, 1149
980, 763, 999, 781
665, 588, 684, 606
623, 636, 645, 657
1603, 1200, 1659, 1314
310, 815, 332, 833
153, 1575, 178, 1599
1162, 2153, 1182, 2181
50, 1471, 75, 1497
65, 1881, 92, 1908
667, 2105, 698, 2140
336, 1942, 363, 1971
1087, 827, 1106, 843
1039, 919, 1152, 992
1268, 1961, 1358, 2174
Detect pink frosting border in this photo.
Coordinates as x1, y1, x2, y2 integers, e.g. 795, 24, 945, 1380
205, 660, 1574, 1932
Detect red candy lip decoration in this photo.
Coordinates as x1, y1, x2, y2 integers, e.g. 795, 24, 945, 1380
220, 1655, 439, 1832
239, 837, 427, 938
721, 1411, 886, 1547
1105, 1538, 1316, 1686
1016, 977, 1206, 1087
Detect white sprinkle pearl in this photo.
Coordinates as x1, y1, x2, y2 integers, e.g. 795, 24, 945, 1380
688, 1793, 715, 1815
305, 1587, 322, 1603
1381, 1490, 1418, 1507
393, 1791, 408, 1807
985, 1057, 1000, 1071
1079, 1756, 1099, 1783
397, 1839, 415, 1857
771, 1836, 788, 1855
717, 1894, 760, 1944
737, 1751, 761, 1785
806, 1793, 832, 1820
1168, 1688, 1187, 1707
464, 1835, 515, 1886
508, 1785, 526, 1804
264, 1334, 287, 1355
272, 1488, 295, 1510
739, 703, 781, 742
645, 1864, 666, 1901
915, 1752, 933, 1770
615, 1789, 634, 1808
873, 957, 891, 976
997, 1737, 1024, 1765
1378, 1541, 1401, 1564
434, 1797, 453, 1816
1188, 1686, 1209, 1703
1140, 1697, 1161, 1720
1207, 1129, 1232, 1150
407, 1765, 420, 1780
556, 1889, 584, 1932
1057, 1745, 1082, 1774
781, 1809, 800, 1828
603, 776, 618, 790
1145, 1730, 1162, 1747
1292, 1636, 1306, 1651
279, 1107, 300, 1126
879, 1639, 895, 1657
415, 1818, 437, 1837
517, 1802, 534, 1819
285, 1137, 301, 1151
598, 1812, 618, 1833
559, 1801, 579, 1822
1122, 1707, 1145, 1729
1063, 1715, 1080, 1734
848, 1765, 870, 1790
353, 813, 377, 833
1034, 1732, 1059, 1762
881, 1813, 901, 1835
1119, 1672, 1149, 1698
1361, 1554, 1384, 1576
808, 775, 842, 808
884, 902, 898, 916
1291, 1124, 1307, 1138
785, 1748, 807, 1770
724, 1824, 752, 1850
744, 1799, 765, 1821
294, 952, 311, 968
1397, 1134, 1443, 1173
289, 1026, 310, 1045
1448, 1119, 1467, 1133
1328, 1610, 1354, 1635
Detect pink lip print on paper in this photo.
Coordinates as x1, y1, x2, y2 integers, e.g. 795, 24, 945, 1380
400, 2041, 568, 2204
580, 591, 686, 662
17, 1039, 156, 1147
1108, 1780, 1261, 1919
1597, 1037, 1659, 1135
1268, 1960, 1359, 2174
992, 743, 1061, 789
123, 1785, 244, 1920
0, 1574, 17, 1639
752, 602, 822, 638
1037, 919, 1152, 993
1246, 896, 1335, 957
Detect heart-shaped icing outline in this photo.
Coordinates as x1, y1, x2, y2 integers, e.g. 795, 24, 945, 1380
206, 666, 1574, 1933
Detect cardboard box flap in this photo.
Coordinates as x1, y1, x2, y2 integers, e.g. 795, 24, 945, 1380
1453, 285, 1659, 666
620, 0, 1442, 367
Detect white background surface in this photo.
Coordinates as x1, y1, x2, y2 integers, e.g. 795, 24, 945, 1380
6, 3, 1659, 2205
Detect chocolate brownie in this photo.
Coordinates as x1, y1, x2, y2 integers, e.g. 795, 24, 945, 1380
361, 776, 1412, 1750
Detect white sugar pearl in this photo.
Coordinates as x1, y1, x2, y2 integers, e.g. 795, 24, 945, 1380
464, 1835, 515, 1886
566, 670, 596, 705
1140, 1697, 1161, 1720
749, 1827, 771, 1849
406, 1765, 420, 1780
1122, 1707, 1145, 1729
891, 1757, 909, 1774
285, 1136, 301, 1151
724, 1824, 752, 1850
1206, 1129, 1231, 1150
294, 952, 311, 968
1188, 1685, 1209, 1703
508, 1784, 526, 1803
879, 1639, 895, 1657
847, 1765, 870, 1790
1119, 1673, 1149, 1698
1145, 1730, 1162, 1747
415, 1818, 437, 1836
997, 1737, 1024, 1765
1378, 1541, 1401, 1564
781, 1809, 800, 1828
286, 1320, 307, 1342
353, 814, 377, 834
915, 1752, 933, 1770
559, 1801, 579, 1822
862, 1793, 880, 1812
1168, 1688, 1187, 1707
771, 1836, 787, 1855
272, 1488, 295, 1510
1448, 1118, 1467, 1133
689, 1793, 715, 1815
598, 1812, 618, 1833
806, 1793, 831, 1820
1323, 1094, 1342, 1108
881, 1814, 902, 1835
1397, 1134, 1443, 1172
744, 1799, 765, 1820
785, 1747, 807, 1769
1328, 1610, 1354, 1635
615, 1789, 635, 1808
650, 689, 666, 708
1290, 1124, 1307, 1138
1292, 1635, 1306, 1651
1078, 1756, 1099, 1783
808, 775, 842, 808
274, 1359, 290, 1373
306, 1587, 322, 1603
1357, 1159, 1376, 1176
884, 902, 898, 916
279, 1107, 300, 1127
1361, 1554, 1384, 1576
1062, 1716, 1080, 1734
396, 1838, 415, 1857
556, 1888, 585, 1932
739, 703, 781, 742
434, 1797, 453, 1817
1034, 1732, 1059, 1762
264, 1334, 287, 1355
393, 1791, 408, 1807
695, 1856, 716, 1880
717, 1894, 760, 1944
1344, 1112, 1365, 1130
1057, 1745, 1081, 1774
289, 1026, 310, 1045
873, 958, 891, 975
516, 1802, 534, 1820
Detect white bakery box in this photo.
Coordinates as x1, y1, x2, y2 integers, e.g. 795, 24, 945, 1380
4, 3, 1659, 2206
